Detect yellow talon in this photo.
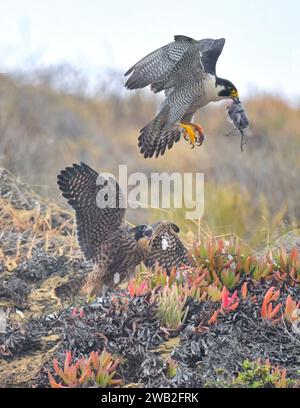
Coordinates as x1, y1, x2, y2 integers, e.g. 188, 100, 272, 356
179, 122, 205, 148
179, 123, 196, 145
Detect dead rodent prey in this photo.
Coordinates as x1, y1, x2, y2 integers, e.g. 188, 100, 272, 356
227, 99, 250, 152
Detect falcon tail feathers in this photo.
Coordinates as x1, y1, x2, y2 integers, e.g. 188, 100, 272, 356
138, 106, 181, 158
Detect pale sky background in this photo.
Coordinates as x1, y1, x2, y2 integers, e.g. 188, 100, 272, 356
0, 0, 300, 100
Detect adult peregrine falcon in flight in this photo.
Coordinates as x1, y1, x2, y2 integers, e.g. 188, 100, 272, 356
57, 162, 189, 295
125, 35, 240, 158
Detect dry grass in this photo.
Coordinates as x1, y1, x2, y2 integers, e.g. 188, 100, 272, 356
0, 168, 80, 272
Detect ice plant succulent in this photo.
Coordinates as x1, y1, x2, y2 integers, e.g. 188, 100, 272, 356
276, 247, 300, 284
127, 279, 149, 298
189, 237, 300, 289
283, 295, 300, 324
48, 350, 122, 388
208, 286, 239, 325
220, 286, 239, 313
207, 284, 222, 302
220, 267, 240, 289
261, 287, 282, 322
235, 359, 288, 388
149, 267, 182, 289
156, 285, 189, 330
241, 282, 248, 299
208, 309, 220, 325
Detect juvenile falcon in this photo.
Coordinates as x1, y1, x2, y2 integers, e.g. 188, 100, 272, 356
125, 35, 240, 158
57, 162, 190, 295
144, 221, 190, 272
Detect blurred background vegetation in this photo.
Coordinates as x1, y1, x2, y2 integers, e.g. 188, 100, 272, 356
0, 65, 299, 249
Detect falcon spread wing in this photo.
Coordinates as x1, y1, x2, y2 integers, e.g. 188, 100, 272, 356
125, 35, 225, 93
57, 163, 152, 295
125, 35, 227, 158
57, 162, 125, 263
145, 221, 190, 273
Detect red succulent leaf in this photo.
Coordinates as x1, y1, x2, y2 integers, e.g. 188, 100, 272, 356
271, 289, 280, 302
127, 280, 136, 298
64, 351, 73, 373
261, 287, 282, 321
284, 295, 300, 322
230, 300, 240, 311
53, 358, 60, 375
241, 282, 248, 299
290, 248, 298, 263
221, 286, 229, 309
208, 310, 219, 325
79, 366, 92, 384
269, 303, 282, 319
48, 371, 67, 388
52, 359, 70, 385
264, 287, 276, 303
221, 287, 239, 312
217, 240, 224, 254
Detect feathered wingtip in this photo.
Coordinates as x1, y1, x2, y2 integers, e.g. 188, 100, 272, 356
124, 74, 151, 90
174, 35, 195, 42
57, 162, 96, 185
57, 162, 98, 208
57, 165, 78, 202
214, 38, 225, 50
124, 66, 133, 77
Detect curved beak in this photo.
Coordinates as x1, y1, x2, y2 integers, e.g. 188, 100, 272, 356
143, 226, 153, 239
230, 89, 240, 101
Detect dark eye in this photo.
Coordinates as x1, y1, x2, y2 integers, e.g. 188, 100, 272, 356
140, 226, 146, 231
